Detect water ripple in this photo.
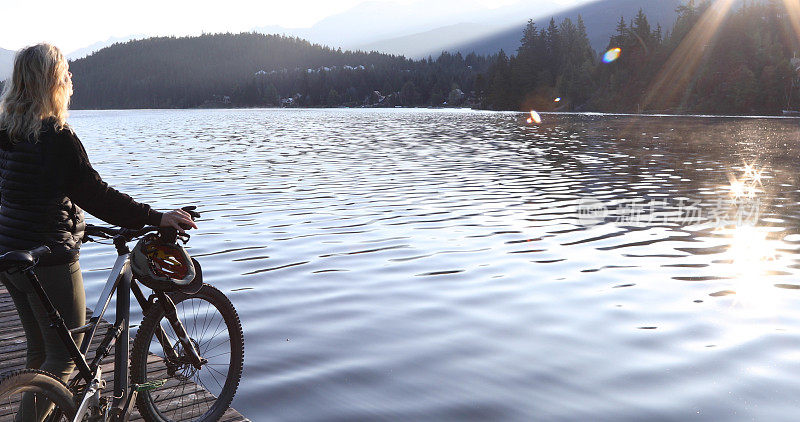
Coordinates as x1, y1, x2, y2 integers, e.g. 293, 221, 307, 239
69, 109, 800, 420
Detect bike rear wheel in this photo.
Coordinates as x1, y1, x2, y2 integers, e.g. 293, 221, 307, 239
131, 284, 244, 422
0, 369, 76, 422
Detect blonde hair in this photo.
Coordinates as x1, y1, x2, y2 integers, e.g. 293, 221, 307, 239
0, 43, 71, 143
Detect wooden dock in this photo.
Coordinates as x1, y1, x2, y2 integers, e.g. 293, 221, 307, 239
0, 288, 249, 421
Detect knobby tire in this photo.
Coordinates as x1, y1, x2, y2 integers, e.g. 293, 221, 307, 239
0, 369, 76, 421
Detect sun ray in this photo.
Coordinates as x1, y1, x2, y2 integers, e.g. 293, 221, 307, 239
781, 0, 800, 47
642, 0, 737, 111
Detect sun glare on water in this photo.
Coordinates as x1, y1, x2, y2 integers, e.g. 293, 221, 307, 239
715, 163, 783, 313
713, 223, 789, 349
725, 225, 777, 277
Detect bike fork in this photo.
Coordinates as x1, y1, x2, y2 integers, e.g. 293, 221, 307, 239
156, 292, 206, 369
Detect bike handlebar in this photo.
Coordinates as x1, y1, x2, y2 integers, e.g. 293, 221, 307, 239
83, 206, 200, 244
0, 206, 199, 271
84, 224, 158, 240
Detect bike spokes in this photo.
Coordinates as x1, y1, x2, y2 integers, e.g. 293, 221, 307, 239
131, 284, 242, 422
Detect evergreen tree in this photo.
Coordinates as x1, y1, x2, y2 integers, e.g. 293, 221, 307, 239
479, 1, 799, 115
487, 50, 515, 110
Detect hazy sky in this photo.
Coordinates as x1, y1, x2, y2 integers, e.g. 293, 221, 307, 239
2, 0, 585, 54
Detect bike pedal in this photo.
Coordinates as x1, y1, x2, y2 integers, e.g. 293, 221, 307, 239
135, 379, 166, 391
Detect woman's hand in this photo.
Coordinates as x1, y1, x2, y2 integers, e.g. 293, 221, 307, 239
159, 209, 198, 233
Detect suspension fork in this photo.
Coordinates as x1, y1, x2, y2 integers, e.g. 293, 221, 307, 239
155, 291, 206, 369
132, 281, 184, 365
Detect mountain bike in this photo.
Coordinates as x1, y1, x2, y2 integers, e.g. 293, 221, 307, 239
0, 207, 244, 421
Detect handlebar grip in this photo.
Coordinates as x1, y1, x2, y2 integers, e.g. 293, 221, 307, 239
28, 245, 51, 261
159, 227, 179, 244
85, 224, 120, 237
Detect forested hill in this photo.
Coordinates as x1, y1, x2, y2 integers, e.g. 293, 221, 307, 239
478, 1, 800, 115
68, 33, 489, 109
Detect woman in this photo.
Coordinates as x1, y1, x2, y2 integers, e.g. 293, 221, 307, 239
0, 43, 196, 420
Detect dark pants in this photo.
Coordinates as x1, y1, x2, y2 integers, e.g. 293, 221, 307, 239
1, 261, 85, 422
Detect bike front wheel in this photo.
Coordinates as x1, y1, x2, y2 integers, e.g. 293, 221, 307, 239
0, 369, 76, 422
131, 284, 244, 422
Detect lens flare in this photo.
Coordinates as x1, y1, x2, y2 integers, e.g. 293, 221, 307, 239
526, 110, 542, 125
602, 48, 621, 63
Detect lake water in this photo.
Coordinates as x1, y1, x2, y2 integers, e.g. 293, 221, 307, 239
69, 109, 800, 421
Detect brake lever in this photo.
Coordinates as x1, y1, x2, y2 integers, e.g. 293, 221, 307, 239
182, 205, 200, 220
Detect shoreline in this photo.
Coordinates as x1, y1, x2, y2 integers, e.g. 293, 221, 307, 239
68, 107, 800, 120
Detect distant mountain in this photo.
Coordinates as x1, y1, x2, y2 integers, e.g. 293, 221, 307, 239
254, 0, 588, 52
357, 23, 507, 59
367, 0, 683, 58
0, 47, 15, 82
1, 38, 142, 82
66, 35, 145, 60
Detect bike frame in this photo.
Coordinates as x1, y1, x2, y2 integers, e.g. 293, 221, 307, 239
18, 232, 202, 421
75, 251, 134, 405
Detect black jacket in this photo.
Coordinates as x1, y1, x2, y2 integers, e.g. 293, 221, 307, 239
0, 118, 163, 265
